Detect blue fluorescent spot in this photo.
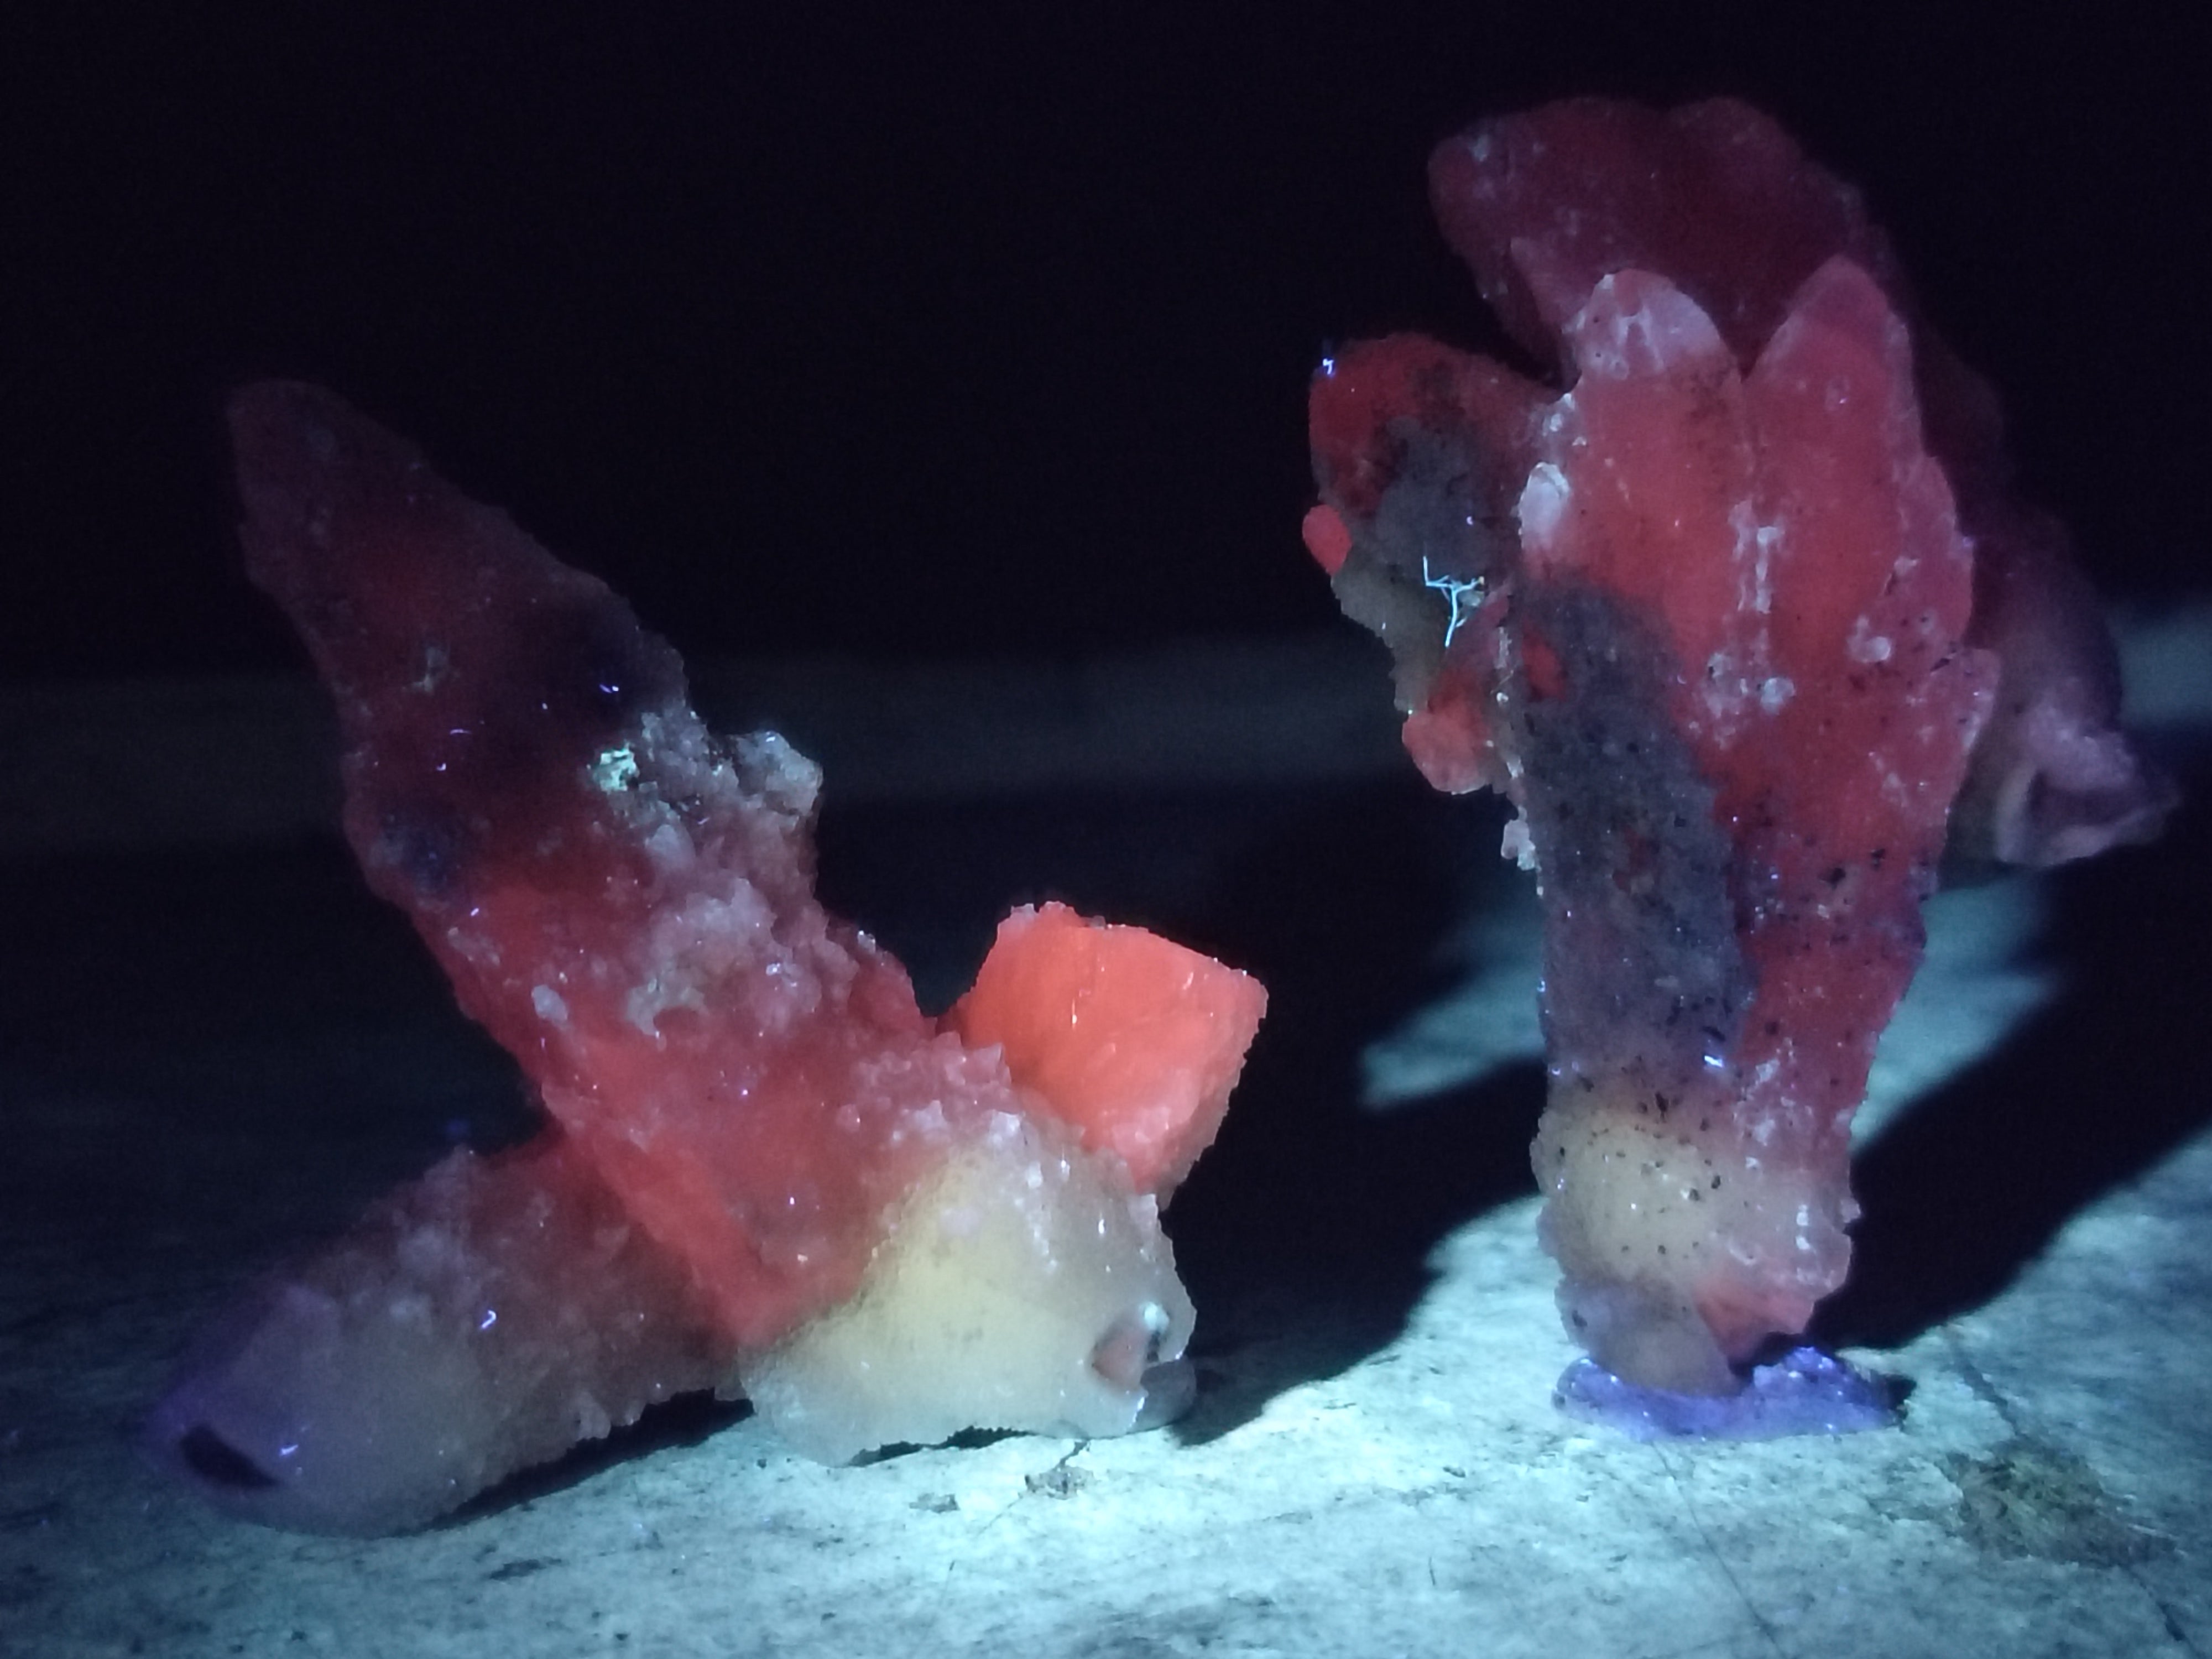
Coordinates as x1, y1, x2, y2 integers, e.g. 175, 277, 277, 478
479, 1309, 498, 1331
1554, 1348, 1898, 1441
1421, 556, 1485, 648
1319, 355, 1336, 377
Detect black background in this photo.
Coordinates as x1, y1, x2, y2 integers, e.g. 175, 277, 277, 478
6, 3, 2205, 685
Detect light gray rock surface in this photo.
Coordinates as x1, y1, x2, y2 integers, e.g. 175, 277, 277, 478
3, 644, 2206, 1658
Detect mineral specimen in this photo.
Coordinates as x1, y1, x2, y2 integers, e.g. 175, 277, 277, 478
1305, 99, 2166, 1401
148, 383, 1264, 1532
1553, 1347, 1897, 1442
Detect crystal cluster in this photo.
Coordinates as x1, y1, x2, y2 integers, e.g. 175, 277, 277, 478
149, 383, 1264, 1532
1305, 99, 2165, 1395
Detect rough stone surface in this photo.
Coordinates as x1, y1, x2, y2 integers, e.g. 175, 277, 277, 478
1, 748, 2206, 1653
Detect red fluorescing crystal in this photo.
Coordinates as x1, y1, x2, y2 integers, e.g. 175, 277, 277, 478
1307, 98, 2162, 1393
1518, 256, 1990, 1368
1306, 333, 1545, 794
948, 901, 1267, 1197
234, 382, 957, 1349
1424, 97, 2169, 870
167, 381, 1264, 1531
1300, 504, 1352, 576
232, 383, 1255, 1355
1426, 98, 1896, 376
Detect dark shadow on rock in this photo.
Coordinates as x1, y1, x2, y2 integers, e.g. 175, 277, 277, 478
438, 1391, 754, 1530
1164, 780, 1544, 1443
1816, 776, 2212, 1355
826, 773, 1547, 1446
849, 1426, 1018, 1467
1170, 1061, 1544, 1447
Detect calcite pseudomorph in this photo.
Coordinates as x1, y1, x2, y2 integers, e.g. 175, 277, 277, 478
148, 383, 1264, 1532
1305, 99, 2166, 1399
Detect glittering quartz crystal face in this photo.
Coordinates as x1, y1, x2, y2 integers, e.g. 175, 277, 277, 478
1306, 97, 2164, 1400
148, 383, 1262, 1532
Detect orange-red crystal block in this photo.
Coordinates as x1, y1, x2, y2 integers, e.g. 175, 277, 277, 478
950, 901, 1266, 1197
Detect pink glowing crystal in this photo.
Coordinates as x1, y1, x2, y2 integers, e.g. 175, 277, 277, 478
152, 383, 1262, 1531
948, 901, 1267, 1197
1307, 99, 2166, 1396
